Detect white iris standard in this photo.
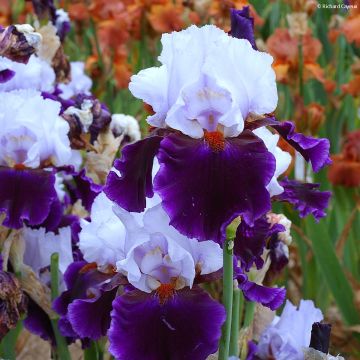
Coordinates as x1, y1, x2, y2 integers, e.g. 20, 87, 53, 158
23, 226, 73, 275
129, 25, 277, 138
79, 192, 127, 266
0, 89, 71, 168
114, 204, 223, 293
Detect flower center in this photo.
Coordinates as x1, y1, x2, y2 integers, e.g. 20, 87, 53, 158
156, 283, 175, 304
204, 130, 225, 152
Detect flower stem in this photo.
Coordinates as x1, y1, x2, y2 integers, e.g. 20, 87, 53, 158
243, 301, 255, 328
219, 237, 234, 360
229, 288, 242, 357
50, 253, 71, 360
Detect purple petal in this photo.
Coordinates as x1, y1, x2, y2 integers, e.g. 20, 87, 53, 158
109, 286, 225, 360
235, 218, 285, 271
104, 136, 163, 212
230, 7, 257, 49
66, 169, 102, 212
53, 261, 107, 337
0, 168, 57, 229
32, 198, 63, 232
246, 341, 258, 360
31, 0, 57, 22
67, 287, 117, 340
270, 121, 331, 172
245, 118, 331, 172
154, 132, 275, 242
24, 299, 56, 345
0, 69, 15, 83
239, 280, 286, 310
277, 178, 331, 221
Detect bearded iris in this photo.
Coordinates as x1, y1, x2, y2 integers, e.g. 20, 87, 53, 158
105, 24, 331, 244
55, 192, 226, 360
0, 89, 73, 229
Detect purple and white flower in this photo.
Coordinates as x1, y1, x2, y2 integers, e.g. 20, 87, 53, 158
0, 89, 72, 229
105, 25, 331, 244
253, 300, 323, 360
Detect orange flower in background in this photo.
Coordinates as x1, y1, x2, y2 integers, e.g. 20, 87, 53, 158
67, 1, 90, 22
113, 48, 133, 89
342, 75, 360, 97
147, 2, 185, 33
267, 28, 324, 84
329, 130, 360, 187
341, 0, 360, 46
292, 96, 325, 134
0, 0, 11, 25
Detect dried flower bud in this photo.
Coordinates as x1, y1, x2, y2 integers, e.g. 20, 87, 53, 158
0, 24, 42, 64
0, 271, 27, 340
62, 96, 112, 149
51, 45, 71, 83
37, 22, 60, 63
110, 114, 141, 145
287, 12, 308, 37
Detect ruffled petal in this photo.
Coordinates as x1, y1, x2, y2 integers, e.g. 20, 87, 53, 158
270, 121, 331, 172
239, 280, 286, 310
32, 198, 63, 232
246, 118, 331, 173
53, 261, 112, 338
277, 178, 331, 221
108, 286, 225, 360
24, 299, 56, 345
104, 136, 163, 212
0, 168, 57, 229
235, 218, 285, 271
230, 7, 257, 49
67, 287, 117, 340
65, 168, 102, 212
154, 131, 275, 242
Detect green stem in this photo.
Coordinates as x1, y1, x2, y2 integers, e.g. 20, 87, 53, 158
243, 301, 256, 328
218, 237, 234, 360
50, 253, 71, 360
84, 341, 99, 360
229, 289, 241, 357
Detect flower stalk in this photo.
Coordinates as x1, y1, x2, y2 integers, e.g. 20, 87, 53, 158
229, 288, 242, 357
219, 236, 234, 360
50, 252, 71, 360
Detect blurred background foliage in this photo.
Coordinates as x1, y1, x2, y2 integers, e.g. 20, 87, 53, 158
1, 0, 360, 358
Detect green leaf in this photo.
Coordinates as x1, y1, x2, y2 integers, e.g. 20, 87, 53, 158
305, 217, 360, 325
